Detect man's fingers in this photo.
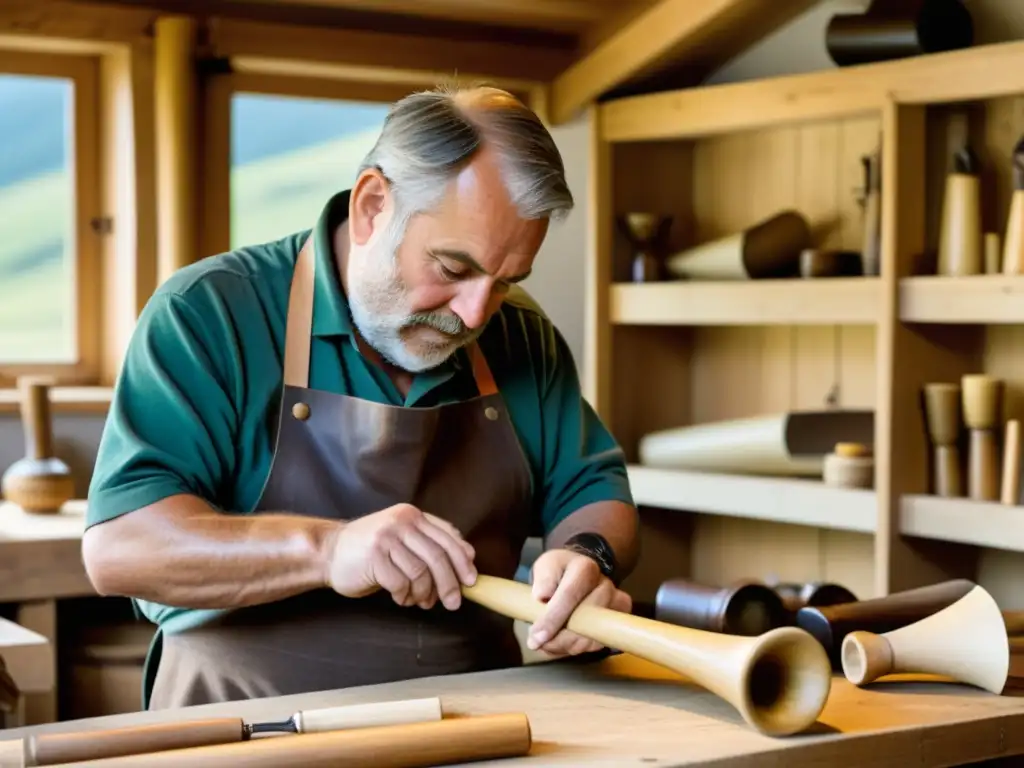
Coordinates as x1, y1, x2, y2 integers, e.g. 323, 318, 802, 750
529, 558, 600, 649
387, 542, 434, 607
372, 551, 412, 606
402, 526, 463, 610
417, 517, 478, 589
422, 513, 476, 561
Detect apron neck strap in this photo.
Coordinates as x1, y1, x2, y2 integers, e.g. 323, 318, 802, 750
283, 233, 499, 397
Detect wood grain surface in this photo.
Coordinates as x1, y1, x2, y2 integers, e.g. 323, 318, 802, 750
4, 653, 1024, 766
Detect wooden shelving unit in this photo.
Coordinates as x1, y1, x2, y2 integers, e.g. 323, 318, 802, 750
901, 495, 1024, 553
588, 39, 1024, 606
900, 276, 1024, 323
610, 278, 880, 326
627, 465, 877, 534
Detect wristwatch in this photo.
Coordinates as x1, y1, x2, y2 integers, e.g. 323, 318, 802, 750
563, 532, 618, 584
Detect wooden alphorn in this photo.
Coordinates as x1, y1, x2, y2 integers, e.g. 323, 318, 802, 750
1, 698, 443, 767
0, 713, 531, 768
842, 585, 1010, 694
795, 579, 976, 667
461, 574, 832, 737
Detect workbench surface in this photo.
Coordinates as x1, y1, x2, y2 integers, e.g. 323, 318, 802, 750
5, 652, 1024, 766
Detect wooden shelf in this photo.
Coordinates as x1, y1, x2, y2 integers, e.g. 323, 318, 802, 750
900, 276, 1024, 324
610, 278, 880, 326
599, 39, 1024, 142
900, 495, 1024, 552
626, 465, 877, 534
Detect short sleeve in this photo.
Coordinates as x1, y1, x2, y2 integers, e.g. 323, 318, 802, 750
86, 286, 241, 529
535, 323, 634, 535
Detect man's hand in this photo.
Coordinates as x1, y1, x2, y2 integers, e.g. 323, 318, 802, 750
325, 503, 477, 611
526, 548, 632, 656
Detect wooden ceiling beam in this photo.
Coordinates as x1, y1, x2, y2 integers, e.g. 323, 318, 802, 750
548, 0, 819, 125
2, 0, 574, 84
208, 17, 570, 85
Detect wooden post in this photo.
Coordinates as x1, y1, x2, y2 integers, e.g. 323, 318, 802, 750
154, 15, 198, 285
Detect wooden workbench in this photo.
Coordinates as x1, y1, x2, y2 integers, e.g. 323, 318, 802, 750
0, 501, 90, 604
3, 653, 1024, 766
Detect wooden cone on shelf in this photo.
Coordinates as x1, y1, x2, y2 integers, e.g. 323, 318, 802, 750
1001, 136, 1024, 274
841, 585, 1010, 694
937, 146, 983, 276
664, 210, 810, 280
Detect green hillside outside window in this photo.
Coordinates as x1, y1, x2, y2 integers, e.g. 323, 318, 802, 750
228, 92, 391, 250
0, 72, 76, 364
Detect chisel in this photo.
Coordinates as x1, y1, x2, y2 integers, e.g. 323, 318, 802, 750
0, 696, 442, 767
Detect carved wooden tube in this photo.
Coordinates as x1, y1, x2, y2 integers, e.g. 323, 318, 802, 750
922, 383, 962, 497
654, 578, 788, 636
462, 575, 832, 737
0, 714, 530, 768
795, 579, 976, 667
5, 699, 443, 766
842, 585, 1010, 694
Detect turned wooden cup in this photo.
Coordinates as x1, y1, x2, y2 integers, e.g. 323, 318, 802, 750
961, 375, 1003, 430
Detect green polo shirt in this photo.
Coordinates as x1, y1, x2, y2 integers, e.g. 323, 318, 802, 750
87, 189, 633, 635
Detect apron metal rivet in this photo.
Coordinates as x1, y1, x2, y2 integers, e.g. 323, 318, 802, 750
484, 406, 499, 421
292, 402, 310, 421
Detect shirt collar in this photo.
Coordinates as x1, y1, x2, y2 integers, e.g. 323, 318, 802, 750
309, 189, 355, 338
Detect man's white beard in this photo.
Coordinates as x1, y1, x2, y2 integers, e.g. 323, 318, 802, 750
346, 238, 483, 373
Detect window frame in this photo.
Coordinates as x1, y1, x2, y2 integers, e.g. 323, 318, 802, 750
201, 69, 430, 257
0, 48, 102, 388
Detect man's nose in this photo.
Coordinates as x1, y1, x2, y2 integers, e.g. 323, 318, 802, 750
451, 281, 497, 330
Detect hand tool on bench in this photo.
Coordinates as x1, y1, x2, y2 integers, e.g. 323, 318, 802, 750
0, 697, 442, 766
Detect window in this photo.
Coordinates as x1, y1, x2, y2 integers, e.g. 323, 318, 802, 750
228, 91, 392, 249
0, 50, 100, 386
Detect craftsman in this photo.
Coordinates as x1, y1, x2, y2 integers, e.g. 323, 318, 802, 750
81, 84, 640, 710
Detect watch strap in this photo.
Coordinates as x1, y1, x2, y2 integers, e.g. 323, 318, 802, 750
562, 532, 618, 584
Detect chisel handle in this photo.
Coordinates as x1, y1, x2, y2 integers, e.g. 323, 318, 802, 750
295, 697, 443, 732
24, 718, 244, 766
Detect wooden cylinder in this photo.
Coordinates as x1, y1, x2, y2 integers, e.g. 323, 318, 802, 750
934, 444, 963, 497
27, 719, 244, 766
937, 173, 982, 276
1003, 190, 1024, 274
43, 714, 532, 768
985, 232, 1002, 273
968, 429, 1000, 502
19, 377, 55, 461
1001, 419, 1021, 505
154, 15, 199, 285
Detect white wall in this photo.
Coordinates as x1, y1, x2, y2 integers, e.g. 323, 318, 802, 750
522, 115, 591, 371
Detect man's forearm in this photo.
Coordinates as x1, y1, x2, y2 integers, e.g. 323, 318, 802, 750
82, 493, 341, 609
545, 500, 640, 580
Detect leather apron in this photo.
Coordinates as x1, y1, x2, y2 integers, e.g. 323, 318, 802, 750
145, 235, 533, 709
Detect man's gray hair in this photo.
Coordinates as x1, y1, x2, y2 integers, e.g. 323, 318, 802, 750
358, 84, 573, 235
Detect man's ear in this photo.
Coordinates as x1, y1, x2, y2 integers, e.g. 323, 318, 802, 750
348, 169, 392, 247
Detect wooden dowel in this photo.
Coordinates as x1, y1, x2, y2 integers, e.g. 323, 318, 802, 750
1001, 419, 1021, 505
40, 713, 531, 768
27, 719, 244, 766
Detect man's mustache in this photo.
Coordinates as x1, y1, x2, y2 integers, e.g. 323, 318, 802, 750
403, 312, 468, 338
